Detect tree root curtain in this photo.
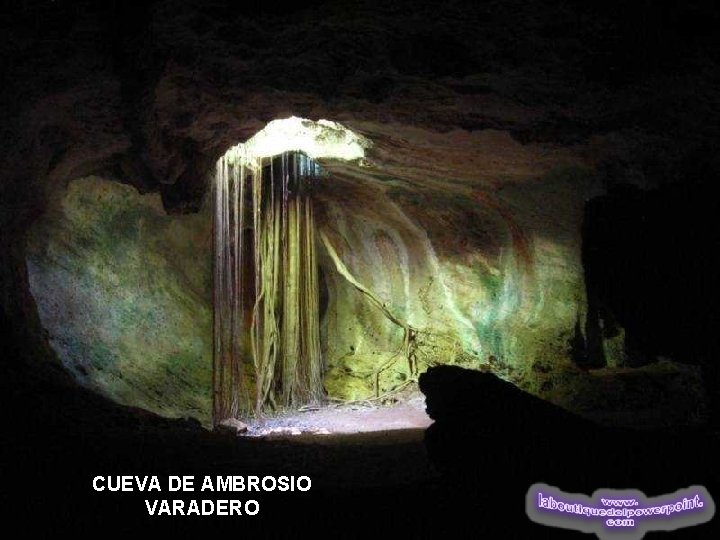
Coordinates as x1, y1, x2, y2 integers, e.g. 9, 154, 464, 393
213, 151, 323, 424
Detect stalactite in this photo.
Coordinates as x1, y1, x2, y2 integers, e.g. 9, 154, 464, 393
214, 150, 323, 424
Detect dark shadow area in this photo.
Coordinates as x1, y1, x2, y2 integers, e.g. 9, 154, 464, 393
420, 365, 719, 537
581, 181, 720, 423
2, 359, 439, 536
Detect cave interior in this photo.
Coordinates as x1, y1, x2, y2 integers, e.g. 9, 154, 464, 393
2, 0, 719, 535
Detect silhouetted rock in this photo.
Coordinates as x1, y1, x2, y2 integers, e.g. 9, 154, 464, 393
420, 366, 603, 486
421, 364, 594, 428
419, 365, 719, 503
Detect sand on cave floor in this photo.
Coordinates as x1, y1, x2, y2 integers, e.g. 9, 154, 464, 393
241, 394, 433, 444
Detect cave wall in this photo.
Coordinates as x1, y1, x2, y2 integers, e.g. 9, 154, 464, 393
314, 129, 602, 401
21, 122, 707, 427
26, 176, 213, 423
25, 150, 600, 419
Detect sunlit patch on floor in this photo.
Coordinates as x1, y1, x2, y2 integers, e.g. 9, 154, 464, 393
241, 395, 432, 442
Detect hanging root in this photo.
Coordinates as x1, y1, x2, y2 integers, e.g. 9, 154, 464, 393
213, 153, 251, 423
319, 229, 421, 397
251, 155, 324, 414
214, 151, 325, 422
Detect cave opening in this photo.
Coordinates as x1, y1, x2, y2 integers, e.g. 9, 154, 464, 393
212, 117, 432, 437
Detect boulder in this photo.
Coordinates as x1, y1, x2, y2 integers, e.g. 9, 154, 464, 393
215, 418, 248, 436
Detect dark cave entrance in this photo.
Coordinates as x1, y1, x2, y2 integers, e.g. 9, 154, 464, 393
579, 181, 719, 420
